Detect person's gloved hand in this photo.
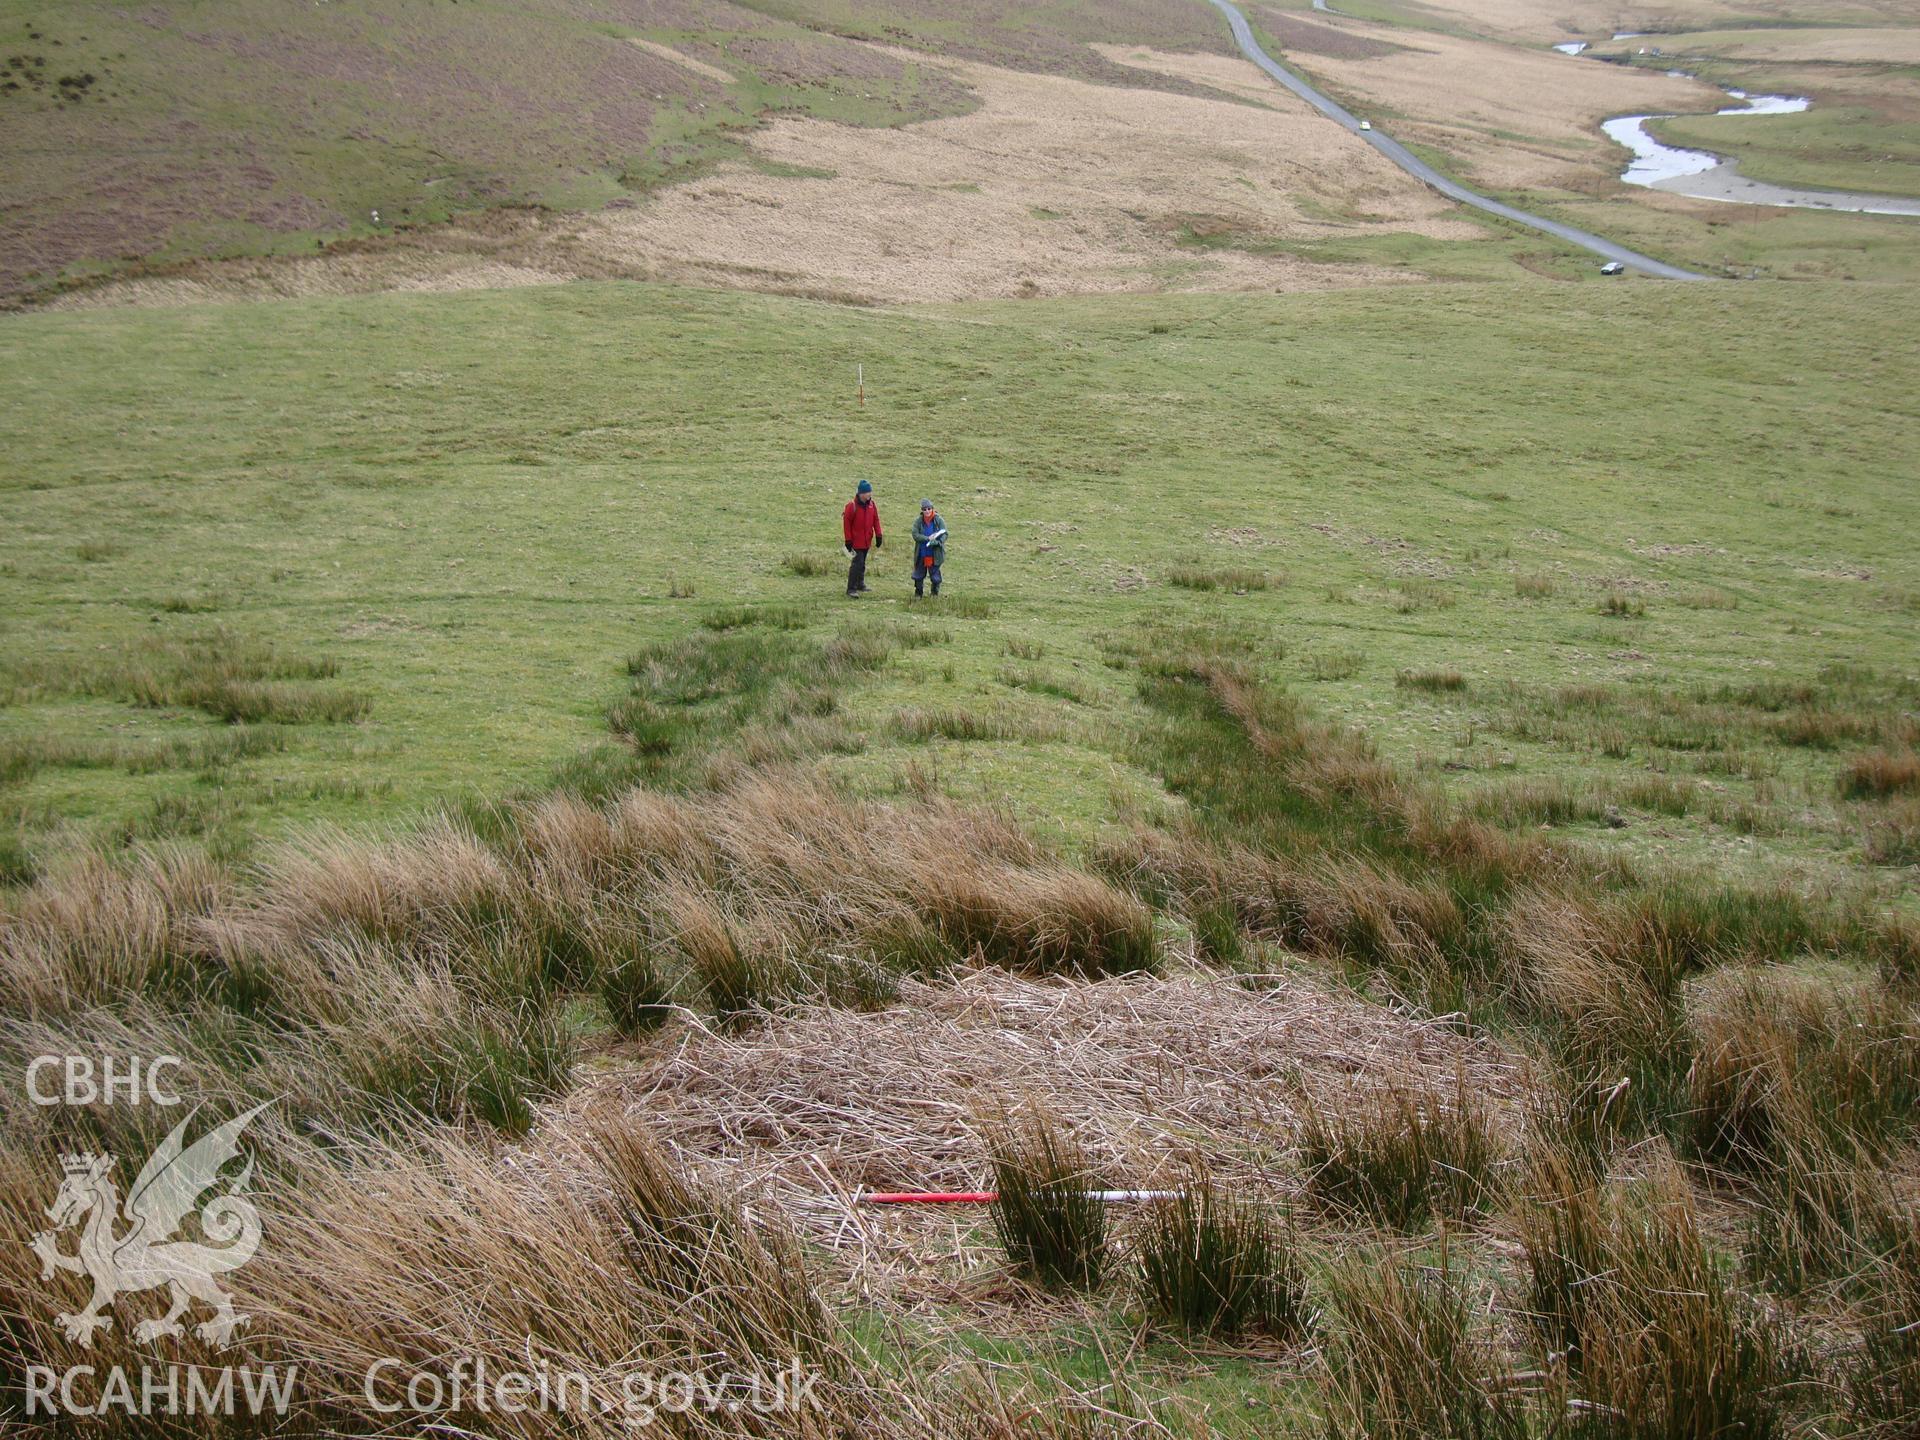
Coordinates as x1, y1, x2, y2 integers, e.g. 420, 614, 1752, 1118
874, 533, 883, 549
844, 545, 854, 558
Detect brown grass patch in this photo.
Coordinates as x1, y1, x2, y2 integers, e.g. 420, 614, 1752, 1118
52, 45, 1476, 311
1842, 748, 1920, 799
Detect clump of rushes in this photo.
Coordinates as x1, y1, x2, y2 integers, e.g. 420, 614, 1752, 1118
1133, 1173, 1307, 1338
1840, 748, 1920, 799
1865, 797, 1920, 866
1851, 1221, 1920, 1436
1686, 968, 1919, 1170
1525, 1068, 1631, 1180
986, 1113, 1108, 1290
925, 865, 1157, 979
1188, 897, 1245, 966
1745, 1121, 1906, 1297
1395, 668, 1466, 693
1516, 1159, 1796, 1439
1301, 1081, 1502, 1231
594, 919, 675, 1036
1599, 591, 1647, 618
1515, 1146, 1620, 1371
663, 886, 781, 1027
701, 602, 806, 631
1320, 1247, 1523, 1440
1168, 566, 1275, 593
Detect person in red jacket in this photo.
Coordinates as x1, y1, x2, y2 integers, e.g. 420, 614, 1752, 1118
842, 479, 883, 597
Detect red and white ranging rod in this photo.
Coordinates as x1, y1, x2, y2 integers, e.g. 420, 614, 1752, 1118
857, 1190, 1179, 1205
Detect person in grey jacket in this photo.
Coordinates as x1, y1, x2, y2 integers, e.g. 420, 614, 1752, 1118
911, 499, 947, 598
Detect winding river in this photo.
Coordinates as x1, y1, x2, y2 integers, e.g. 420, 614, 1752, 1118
1568, 52, 1920, 217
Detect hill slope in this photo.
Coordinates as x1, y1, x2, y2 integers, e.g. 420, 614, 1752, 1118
0, 0, 1229, 302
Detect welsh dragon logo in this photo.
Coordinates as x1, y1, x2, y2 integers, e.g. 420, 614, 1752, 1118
30, 1103, 269, 1348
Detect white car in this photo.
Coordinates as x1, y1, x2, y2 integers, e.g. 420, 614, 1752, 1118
1357, 120, 1372, 131
1600, 260, 1625, 275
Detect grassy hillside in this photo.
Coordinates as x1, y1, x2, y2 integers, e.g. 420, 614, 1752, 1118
0, 0, 1230, 302
3, 276, 1917, 892
5, 278, 1920, 1436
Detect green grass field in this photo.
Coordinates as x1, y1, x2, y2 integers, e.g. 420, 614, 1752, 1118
4, 276, 1917, 892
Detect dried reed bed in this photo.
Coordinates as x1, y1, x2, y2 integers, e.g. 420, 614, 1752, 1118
576, 968, 1521, 1308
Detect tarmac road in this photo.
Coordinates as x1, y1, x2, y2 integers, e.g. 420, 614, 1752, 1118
1206, 0, 1713, 280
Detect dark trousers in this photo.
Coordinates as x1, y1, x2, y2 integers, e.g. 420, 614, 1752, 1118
914, 560, 942, 596
846, 547, 869, 594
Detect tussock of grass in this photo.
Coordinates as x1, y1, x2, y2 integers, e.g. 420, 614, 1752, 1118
1526, 1070, 1632, 1179
893, 706, 1053, 743
1614, 773, 1696, 817
1851, 1223, 1920, 1435
929, 593, 990, 619
986, 1113, 1108, 1290
1686, 967, 1918, 1171
1514, 573, 1555, 599
1516, 1159, 1797, 1438
1599, 591, 1647, 618
1744, 1124, 1906, 1298
1305, 648, 1364, 681
1471, 776, 1602, 827
996, 664, 1096, 706
1112, 636, 1920, 1166
1865, 795, 1920, 865
1187, 897, 1245, 966
1320, 1248, 1521, 1440
610, 622, 898, 776
0, 831, 35, 888
1842, 747, 1920, 798
597, 933, 675, 1035
663, 884, 783, 1026
1300, 1082, 1501, 1230
1675, 587, 1739, 609
780, 552, 831, 577
1391, 579, 1455, 613
226, 1117, 881, 1435
0, 774, 1156, 1038
1133, 1174, 1306, 1338
702, 602, 807, 631
1396, 667, 1465, 693
823, 622, 896, 671
0, 630, 361, 725
0, 725, 288, 785
1168, 565, 1278, 592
